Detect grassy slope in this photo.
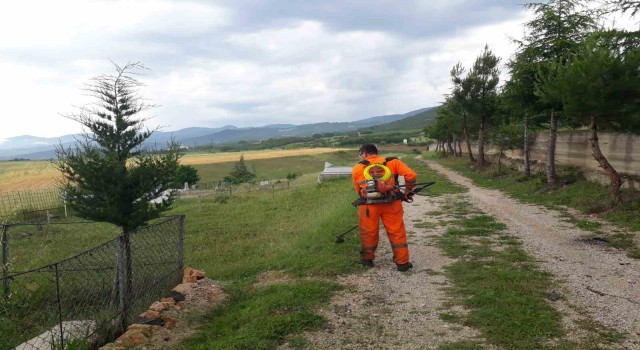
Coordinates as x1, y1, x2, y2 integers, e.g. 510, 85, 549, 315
358, 108, 438, 132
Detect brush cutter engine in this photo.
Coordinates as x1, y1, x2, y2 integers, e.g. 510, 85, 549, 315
365, 179, 397, 199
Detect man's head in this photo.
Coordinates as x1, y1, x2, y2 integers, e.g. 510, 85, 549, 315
359, 144, 378, 157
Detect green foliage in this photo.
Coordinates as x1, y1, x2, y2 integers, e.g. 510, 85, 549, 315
491, 123, 525, 154
224, 155, 256, 184
536, 37, 640, 133
286, 172, 301, 181
55, 62, 181, 232
172, 164, 200, 188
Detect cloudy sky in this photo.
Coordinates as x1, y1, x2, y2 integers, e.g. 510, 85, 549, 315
0, 0, 556, 140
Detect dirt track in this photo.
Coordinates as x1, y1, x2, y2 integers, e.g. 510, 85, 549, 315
278, 160, 640, 349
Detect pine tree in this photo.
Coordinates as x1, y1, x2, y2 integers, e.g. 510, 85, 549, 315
467, 45, 501, 168
224, 155, 256, 184
535, 38, 640, 204
515, 0, 597, 185
55, 61, 182, 329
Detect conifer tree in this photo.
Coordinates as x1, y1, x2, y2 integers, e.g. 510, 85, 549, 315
514, 0, 596, 185
535, 38, 640, 204
467, 45, 501, 168
224, 154, 256, 184
55, 61, 181, 329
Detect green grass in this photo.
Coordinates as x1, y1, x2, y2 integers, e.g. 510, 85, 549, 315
193, 150, 358, 184
402, 156, 467, 197
184, 280, 339, 349
5, 220, 120, 272
437, 208, 567, 349
162, 177, 361, 349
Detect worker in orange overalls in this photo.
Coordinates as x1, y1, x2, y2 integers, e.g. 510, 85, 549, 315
352, 144, 417, 272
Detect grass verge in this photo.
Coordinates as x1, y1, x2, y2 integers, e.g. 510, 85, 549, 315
435, 198, 624, 350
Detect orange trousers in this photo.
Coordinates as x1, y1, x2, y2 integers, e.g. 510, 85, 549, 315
358, 200, 409, 265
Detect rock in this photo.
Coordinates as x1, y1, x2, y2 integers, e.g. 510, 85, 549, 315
140, 310, 160, 319
126, 324, 155, 336
162, 316, 177, 329
546, 290, 562, 302
183, 267, 206, 283
114, 327, 150, 346
99, 344, 125, 350
149, 301, 169, 312
164, 290, 186, 302
172, 283, 194, 295
161, 296, 178, 304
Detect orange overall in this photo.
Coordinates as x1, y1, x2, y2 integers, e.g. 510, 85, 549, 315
352, 155, 417, 265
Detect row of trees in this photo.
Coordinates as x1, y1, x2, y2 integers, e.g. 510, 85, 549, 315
425, 0, 640, 205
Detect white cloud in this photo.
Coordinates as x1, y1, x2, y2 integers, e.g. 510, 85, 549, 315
0, 1, 556, 140
0, 0, 230, 48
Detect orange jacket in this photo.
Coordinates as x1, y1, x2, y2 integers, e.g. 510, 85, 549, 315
352, 155, 417, 196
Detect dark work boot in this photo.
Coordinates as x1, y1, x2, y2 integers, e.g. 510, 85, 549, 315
360, 259, 374, 268
396, 262, 413, 272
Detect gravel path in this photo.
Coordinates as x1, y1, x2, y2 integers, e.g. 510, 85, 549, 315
429, 162, 640, 347
278, 161, 640, 349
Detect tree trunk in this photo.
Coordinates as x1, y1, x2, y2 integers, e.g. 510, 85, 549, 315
524, 115, 531, 177
447, 135, 454, 155
589, 119, 622, 204
546, 112, 559, 186
463, 125, 475, 162
457, 139, 462, 157
117, 230, 133, 331
478, 115, 486, 167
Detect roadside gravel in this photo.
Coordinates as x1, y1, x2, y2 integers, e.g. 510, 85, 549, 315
278, 194, 485, 349
429, 162, 640, 348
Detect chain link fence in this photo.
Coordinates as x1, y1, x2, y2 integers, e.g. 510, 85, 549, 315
0, 215, 185, 349
0, 188, 66, 224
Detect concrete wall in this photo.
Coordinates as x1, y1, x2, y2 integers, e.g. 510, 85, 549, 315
510, 131, 640, 176
430, 131, 640, 186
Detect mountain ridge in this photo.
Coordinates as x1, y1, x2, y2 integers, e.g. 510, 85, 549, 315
0, 106, 437, 160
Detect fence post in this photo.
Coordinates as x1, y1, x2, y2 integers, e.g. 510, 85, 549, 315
177, 215, 185, 273
54, 263, 65, 348
2, 224, 9, 297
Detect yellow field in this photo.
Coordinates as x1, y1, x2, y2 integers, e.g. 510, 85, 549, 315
0, 161, 61, 192
180, 148, 351, 165
0, 148, 353, 192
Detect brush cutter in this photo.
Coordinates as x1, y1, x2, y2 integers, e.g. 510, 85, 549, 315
335, 224, 359, 243
338, 181, 436, 243
351, 181, 436, 206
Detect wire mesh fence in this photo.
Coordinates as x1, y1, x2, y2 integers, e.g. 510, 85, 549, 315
0, 188, 66, 224
183, 179, 318, 200
0, 215, 185, 350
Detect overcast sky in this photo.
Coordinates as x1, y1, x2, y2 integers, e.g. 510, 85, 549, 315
0, 0, 602, 141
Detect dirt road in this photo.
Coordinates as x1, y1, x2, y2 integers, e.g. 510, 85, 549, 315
278, 161, 640, 349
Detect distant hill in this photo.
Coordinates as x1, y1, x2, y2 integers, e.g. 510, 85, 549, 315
358, 106, 439, 132
0, 106, 437, 159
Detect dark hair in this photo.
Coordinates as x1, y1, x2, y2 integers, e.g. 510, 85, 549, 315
359, 144, 378, 155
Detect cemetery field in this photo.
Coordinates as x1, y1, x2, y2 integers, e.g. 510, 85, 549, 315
0, 147, 356, 192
